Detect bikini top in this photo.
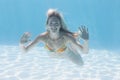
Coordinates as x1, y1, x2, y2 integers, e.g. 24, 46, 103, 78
45, 43, 67, 53
45, 36, 67, 53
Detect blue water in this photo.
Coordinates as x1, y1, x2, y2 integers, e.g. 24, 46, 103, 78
0, 0, 120, 80
0, 0, 120, 50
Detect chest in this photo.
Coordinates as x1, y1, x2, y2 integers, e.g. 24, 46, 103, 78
46, 36, 66, 50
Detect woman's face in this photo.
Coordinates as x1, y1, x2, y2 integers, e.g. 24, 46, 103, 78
47, 16, 61, 33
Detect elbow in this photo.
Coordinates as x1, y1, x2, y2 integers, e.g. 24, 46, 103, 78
20, 46, 28, 53
82, 48, 89, 54
19, 43, 28, 53
84, 50, 89, 54
21, 48, 28, 53
82, 41, 89, 54
83, 51, 89, 54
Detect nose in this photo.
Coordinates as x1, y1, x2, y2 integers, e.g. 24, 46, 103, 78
51, 23, 57, 28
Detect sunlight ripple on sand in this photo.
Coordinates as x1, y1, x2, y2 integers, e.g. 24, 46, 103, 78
0, 45, 120, 80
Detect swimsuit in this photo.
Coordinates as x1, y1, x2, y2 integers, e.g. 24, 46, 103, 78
45, 34, 67, 53
45, 44, 67, 53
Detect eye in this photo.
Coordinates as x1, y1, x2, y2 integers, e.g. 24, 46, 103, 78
49, 23, 53, 26
55, 23, 59, 26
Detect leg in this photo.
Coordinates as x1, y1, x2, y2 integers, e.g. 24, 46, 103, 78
64, 48, 84, 66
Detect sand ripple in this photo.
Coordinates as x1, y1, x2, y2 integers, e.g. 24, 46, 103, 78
0, 45, 120, 80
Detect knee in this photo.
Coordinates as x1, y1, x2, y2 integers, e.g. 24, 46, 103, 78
77, 61, 84, 66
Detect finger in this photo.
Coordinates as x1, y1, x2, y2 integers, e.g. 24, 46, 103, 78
83, 26, 86, 31
79, 26, 83, 32
80, 27, 83, 32
25, 32, 31, 38
82, 25, 86, 31
25, 32, 30, 34
81, 26, 85, 32
84, 26, 88, 32
87, 28, 88, 33
25, 32, 31, 36
83, 26, 85, 29
28, 39, 31, 42
81, 25, 84, 29
79, 27, 83, 32
21, 33, 26, 38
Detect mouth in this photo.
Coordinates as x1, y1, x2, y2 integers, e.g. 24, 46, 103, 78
51, 28, 57, 32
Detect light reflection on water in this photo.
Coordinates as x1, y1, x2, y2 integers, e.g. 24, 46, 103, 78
0, 45, 120, 80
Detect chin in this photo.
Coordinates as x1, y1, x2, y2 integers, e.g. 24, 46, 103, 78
51, 30, 57, 33
52, 31, 58, 33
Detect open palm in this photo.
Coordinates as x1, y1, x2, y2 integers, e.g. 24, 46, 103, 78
20, 32, 31, 44
79, 26, 89, 40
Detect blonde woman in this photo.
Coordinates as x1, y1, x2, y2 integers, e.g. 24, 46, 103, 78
19, 9, 89, 66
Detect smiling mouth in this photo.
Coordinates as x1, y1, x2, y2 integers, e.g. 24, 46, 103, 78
51, 28, 57, 31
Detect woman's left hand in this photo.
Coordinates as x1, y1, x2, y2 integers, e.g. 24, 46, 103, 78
20, 32, 31, 44
78, 26, 89, 40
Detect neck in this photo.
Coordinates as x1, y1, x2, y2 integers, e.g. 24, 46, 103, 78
49, 32, 61, 40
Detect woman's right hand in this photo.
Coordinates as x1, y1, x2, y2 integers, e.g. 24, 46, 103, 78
78, 26, 89, 40
20, 32, 31, 44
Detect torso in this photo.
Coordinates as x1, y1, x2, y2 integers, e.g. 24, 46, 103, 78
45, 34, 67, 51
40, 32, 72, 53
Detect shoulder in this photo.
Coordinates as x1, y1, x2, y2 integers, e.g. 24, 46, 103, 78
37, 32, 48, 37
36, 32, 49, 41
63, 32, 75, 42
39, 32, 48, 37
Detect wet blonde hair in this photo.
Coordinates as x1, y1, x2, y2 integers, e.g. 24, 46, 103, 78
46, 9, 74, 35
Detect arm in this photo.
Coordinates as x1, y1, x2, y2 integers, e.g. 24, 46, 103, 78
19, 32, 47, 53
66, 35, 89, 54
77, 26, 89, 53
66, 26, 89, 54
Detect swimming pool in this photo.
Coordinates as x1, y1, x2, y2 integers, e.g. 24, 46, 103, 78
0, 45, 120, 80
0, 0, 120, 80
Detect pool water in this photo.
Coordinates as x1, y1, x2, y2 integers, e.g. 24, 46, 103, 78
0, 45, 120, 80
0, 0, 120, 80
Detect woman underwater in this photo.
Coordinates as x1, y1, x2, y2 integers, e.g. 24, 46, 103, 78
19, 9, 89, 66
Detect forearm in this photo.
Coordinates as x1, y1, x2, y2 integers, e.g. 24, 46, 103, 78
19, 43, 31, 53
19, 40, 38, 53
73, 40, 89, 54
82, 40, 89, 53
19, 43, 27, 53
19, 33, 44, 53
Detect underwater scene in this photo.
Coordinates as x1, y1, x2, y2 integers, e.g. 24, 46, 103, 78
0, 0, 120, 80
